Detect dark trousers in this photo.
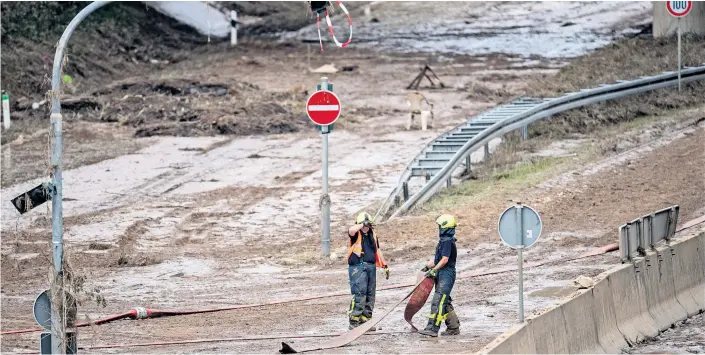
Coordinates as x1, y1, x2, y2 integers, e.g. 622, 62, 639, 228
347, 261, 376, 323
425, 267, 456, 332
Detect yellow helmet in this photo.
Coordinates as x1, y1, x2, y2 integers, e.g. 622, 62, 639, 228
435, 214, 457, 229
356, 212, 374, 224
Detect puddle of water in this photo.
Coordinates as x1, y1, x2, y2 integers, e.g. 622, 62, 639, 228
290, 2, 650, 60
251, 263, 285, 274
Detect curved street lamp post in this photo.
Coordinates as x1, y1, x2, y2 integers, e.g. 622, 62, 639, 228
48, 2, 113, 353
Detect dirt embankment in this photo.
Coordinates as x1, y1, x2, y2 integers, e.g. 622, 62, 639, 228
55, 77, 309, 138
526, 32, 705, 137
0, 1, 366, 103
0, 2, 337, 145
0, 2, 208, 100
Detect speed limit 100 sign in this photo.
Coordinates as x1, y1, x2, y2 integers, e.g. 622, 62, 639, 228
667, 1, 692, 17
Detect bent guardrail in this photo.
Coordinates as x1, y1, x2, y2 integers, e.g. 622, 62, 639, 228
619, 205, 680, 262
377, 65, 705, 222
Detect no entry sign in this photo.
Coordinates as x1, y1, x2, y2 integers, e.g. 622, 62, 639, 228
306, 90, 341, 126
667, 1, 692, 17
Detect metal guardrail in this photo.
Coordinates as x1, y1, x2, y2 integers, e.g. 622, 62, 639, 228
620, 205, 680, 262
375, 65, 705, 222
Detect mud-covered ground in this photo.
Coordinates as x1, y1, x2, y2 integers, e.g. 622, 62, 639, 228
2, 105, 703, 355
2, 1, 705, 354
624, 313, 705, 354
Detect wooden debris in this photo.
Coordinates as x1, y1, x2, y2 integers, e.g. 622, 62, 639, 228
407, 64, 445, 90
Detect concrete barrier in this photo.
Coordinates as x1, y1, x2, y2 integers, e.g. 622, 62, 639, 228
639, 247, 688, 331
590, 277, 627, 352
531, 304, 570, 353
609, 260, 659, 342
480, 231, 704, 354
560, 290, 605, 353
670, 234, 705, 315
480, 323, 536, 354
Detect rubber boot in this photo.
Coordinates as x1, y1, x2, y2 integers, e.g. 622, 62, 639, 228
441, 310, 460, 336
360, 316, 376, 331
418, 328, 439, 337
349, 318, 361, 330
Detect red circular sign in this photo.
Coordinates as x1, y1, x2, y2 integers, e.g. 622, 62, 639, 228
667, 1, 692, 17
306, 90, 341, 126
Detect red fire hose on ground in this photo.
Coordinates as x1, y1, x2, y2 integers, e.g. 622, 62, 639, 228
79, 330, 406, 351
0, 242, 621, 337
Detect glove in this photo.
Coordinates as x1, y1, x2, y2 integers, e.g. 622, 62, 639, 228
383, 266, 390, 280
425, 269, 436, 278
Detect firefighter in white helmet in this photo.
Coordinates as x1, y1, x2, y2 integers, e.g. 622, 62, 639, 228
345, 211, 390, 330
419, 214, 460, 337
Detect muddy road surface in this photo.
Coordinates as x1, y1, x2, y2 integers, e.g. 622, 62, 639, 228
291, 1, 651, 59
2, 1, 703, 354
623, 313, 705, 354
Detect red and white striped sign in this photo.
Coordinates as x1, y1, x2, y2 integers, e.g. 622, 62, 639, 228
306, 90, 341, 126
667, 1, 692, 17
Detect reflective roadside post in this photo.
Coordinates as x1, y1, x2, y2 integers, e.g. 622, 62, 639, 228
498, 202, 543, 323
306, 77, 342, 257
2, 90, 10, 130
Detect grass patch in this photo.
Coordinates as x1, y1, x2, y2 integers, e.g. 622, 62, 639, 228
491, 156, 559, 181
421, 156, 563, 212
279, 248, 321, 266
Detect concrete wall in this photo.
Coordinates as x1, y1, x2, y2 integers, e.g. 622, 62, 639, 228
479, 230, 705, 354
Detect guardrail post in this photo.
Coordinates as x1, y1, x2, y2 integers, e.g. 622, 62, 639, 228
446, 176, 451, 187
402, 181, 409, 201
465, 155, 471, 174
484, 143, 490, 161
425, 173, 431, 182
521, 125, 528, 140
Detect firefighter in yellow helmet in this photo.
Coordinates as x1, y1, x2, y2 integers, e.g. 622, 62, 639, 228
419, 214, 460, 337
345, 211, 389, 330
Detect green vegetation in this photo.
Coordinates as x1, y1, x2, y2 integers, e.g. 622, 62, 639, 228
420, 156, 563, 212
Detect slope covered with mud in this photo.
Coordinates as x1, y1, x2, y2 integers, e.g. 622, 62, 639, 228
0, 2, 208, 99
527, 33, 705, 137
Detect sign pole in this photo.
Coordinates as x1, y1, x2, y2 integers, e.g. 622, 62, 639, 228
515, 203, 525, 323
518, 247, 524, 322
46, 4, 113, 352
666, 1, 692, 91
319, 77, 331, 258
306, 77, 341, 258
498, 202, 541, 324
677, 18, 682, 92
